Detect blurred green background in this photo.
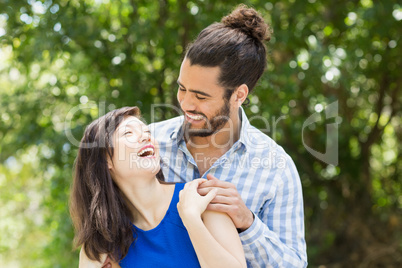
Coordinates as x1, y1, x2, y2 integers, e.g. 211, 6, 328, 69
0, 0, 401, 267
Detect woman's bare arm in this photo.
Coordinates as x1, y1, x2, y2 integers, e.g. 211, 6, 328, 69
178, 179, 246, 268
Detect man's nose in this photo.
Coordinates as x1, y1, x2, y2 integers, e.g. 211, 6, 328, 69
179, 92, 196, 112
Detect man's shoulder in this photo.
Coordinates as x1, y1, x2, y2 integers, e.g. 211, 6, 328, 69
149, 116, 182, 130
243, 124, 282, 150
242, 124, 293, 163
241, 131, 299, 185
149, 116, 183, 143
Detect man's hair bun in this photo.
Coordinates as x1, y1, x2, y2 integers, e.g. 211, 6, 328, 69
221, 5, 271, 42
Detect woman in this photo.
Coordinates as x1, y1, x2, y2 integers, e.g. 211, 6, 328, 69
69, 106, 246, 267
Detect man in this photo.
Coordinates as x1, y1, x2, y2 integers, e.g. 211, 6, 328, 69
150, 5, 307, 268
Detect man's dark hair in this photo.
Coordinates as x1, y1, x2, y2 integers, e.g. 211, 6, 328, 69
185, 5, 271, 103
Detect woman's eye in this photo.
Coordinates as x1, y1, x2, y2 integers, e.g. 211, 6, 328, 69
124, 131, 132, 135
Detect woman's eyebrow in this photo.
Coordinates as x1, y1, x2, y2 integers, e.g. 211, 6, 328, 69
116, 122, 136, 132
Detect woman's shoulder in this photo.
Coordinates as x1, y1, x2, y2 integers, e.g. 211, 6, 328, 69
162, 183, 187, 229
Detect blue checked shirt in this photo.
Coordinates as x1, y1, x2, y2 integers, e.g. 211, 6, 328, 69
149, 107, 307, 268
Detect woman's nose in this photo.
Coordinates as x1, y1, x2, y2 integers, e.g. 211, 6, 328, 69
141, 131, 151, 142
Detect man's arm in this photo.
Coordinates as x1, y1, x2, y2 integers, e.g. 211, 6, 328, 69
239, 158, 307, 267
198, 156, 307, 267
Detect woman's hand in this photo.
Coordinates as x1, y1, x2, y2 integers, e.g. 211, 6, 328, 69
177, 179, 217, 224
197, 174, 254, 231
177, 179, 246, 268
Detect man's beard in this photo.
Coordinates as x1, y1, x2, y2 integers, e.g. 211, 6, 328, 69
182, 100, 231, 138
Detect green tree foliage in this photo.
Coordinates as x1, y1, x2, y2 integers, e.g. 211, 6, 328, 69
0, 0, 401, 267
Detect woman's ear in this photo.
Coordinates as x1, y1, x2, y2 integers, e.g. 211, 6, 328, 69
233, 84, 249, 106
107, 158, 113, 171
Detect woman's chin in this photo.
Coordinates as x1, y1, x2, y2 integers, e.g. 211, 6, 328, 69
116, 156, 161, 179
137, 157, 160, 174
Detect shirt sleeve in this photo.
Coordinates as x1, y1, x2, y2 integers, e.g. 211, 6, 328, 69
239, 155, 307, 267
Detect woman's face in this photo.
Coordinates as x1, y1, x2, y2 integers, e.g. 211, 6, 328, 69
108, 116, 160, 184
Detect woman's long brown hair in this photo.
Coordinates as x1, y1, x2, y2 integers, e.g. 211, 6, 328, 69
69, 106, 143, 262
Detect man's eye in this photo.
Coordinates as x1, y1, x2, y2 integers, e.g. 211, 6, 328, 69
196, 95, 206, 100
179, 87, 186, 91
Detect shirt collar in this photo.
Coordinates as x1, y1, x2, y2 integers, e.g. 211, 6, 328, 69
237, 106, 251, 149
169, 116, 185, 141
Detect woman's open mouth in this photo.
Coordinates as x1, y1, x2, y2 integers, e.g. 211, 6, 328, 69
137, 145, 155, 158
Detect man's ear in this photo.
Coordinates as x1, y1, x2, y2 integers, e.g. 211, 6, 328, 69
233, 84, 249, 106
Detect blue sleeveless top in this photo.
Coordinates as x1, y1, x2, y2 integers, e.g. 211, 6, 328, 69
119, 183, 200, 267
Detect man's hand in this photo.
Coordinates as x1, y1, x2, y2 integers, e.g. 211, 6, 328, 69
197, 174, 254, 232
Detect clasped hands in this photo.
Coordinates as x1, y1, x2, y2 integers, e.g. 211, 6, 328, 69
193, 174, 254, 232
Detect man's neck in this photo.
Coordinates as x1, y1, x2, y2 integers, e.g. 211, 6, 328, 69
185, 110, 242, 175
186, 126, 239, 153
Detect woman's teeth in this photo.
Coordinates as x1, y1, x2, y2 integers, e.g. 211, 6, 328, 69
137, 147, 155, 157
